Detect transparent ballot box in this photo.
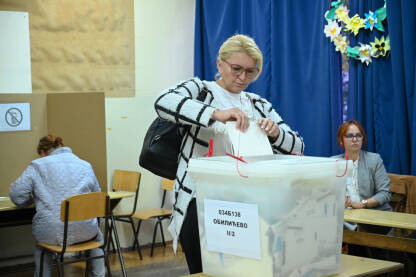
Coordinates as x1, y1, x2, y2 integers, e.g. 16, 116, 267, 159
188, 155, 351, 277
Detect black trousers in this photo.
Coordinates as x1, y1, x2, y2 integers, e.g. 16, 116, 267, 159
179, 198, 203, 274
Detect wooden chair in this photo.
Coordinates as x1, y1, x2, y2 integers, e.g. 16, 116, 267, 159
388, 173, 416, 237
132, 178, 174, 257
110, 169, 142, 260
37, 192, 111, 277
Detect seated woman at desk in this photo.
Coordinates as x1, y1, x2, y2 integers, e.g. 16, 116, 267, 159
9, 135, 105, 277
334, 120, 392, 212
334, 120, 392, 258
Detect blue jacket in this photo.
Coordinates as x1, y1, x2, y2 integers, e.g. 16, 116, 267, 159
9, 147, 101, 245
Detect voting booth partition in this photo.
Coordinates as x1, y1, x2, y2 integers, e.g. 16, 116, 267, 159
0, 92, 107, 195
188, 155, 352, 277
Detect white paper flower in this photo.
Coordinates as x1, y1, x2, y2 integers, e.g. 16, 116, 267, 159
358, 43, 372, 65
324, 20, 341, 41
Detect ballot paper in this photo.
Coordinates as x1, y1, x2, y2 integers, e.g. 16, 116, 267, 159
226, 121, 273, 156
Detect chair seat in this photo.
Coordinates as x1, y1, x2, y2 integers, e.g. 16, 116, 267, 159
113, 211, 134, 217
132, 208, 172, 220
37, 241, 103, 253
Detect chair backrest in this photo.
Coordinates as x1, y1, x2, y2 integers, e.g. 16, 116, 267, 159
60, 192, 109, 221
113, 169, 141, 192
388, 173, 416, 214
388, 173, 416, 237
160, 178, 175, 208
389, 173, 410, 196
113, 169, 141, 215
59, 192, 110, 253
161, 178, 175, 191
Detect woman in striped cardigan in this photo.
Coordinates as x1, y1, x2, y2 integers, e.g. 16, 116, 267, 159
154, 34, 304, 274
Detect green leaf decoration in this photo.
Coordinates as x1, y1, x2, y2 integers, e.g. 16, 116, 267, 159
375, 6, 387, 32
326, 8, 337, 20
376, 6, 387, 22
347, 46, 360, 59
331, 1, 343, 9
376, 22, 385, 32
326, 2, 343, 21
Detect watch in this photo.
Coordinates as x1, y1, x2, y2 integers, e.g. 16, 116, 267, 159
361, 199, 368, 208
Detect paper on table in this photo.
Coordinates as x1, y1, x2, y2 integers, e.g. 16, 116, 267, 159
226, 121, 273, 157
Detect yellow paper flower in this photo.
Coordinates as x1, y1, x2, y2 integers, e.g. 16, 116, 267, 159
335, 6, 350, 23
333, 35, 347, 54
370, 36, 390, 57
345, 14, 365, 36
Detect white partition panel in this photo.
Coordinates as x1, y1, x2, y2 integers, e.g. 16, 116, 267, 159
0, 11, 32, 93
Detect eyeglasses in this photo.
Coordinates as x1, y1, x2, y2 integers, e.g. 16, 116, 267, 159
222, 59, 259, 79
344, 133, 363, 140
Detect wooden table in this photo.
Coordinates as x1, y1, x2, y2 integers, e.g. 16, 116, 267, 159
107, 191, 135, 277
108, 191, 135, 207
343, 208, 416, 253
0, 192, 135, 228
0, 196, 35, 227
182, 254, 403, 276
0, 196, 17, 211
344, 209, 416, 229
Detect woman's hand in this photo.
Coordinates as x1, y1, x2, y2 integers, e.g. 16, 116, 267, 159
257, 117, 280, 139
345, 196, 351, 208
211, 108, 250, 131
350, 201, 365, 209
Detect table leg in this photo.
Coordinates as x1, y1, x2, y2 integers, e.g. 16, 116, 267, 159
110, 212, 127, 277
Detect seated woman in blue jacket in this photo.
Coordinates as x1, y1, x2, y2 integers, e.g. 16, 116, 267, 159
9, 135, 105, 277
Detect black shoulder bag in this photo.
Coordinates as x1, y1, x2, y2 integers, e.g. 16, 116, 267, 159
139, 85, 210, 180
139, 118, 183, 180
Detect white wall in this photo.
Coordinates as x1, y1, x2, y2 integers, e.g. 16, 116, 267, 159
105, 0, 196, 248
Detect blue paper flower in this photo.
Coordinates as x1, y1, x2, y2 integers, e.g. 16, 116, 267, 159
364, 11, 379, 31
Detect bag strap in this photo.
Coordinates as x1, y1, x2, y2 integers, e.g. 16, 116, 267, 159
179, 82, 212, 138
198, 81, 212, 102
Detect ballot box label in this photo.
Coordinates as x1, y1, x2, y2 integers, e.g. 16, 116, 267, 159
204, 199, 261, 259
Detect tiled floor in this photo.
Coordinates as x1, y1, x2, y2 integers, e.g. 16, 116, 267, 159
1, 242, 189, 277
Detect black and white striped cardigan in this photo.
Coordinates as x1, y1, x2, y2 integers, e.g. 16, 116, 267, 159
154, 77, 305, 252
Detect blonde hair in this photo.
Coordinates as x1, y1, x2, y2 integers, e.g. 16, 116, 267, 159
217, 34, 263, 81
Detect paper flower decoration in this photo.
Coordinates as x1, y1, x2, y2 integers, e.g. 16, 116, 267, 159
364, 11, 379, 31
345, 14, 365, 36
370, 36, 390, 57
335, 6, 349, 23
358, 44, 373, 65
324, 20, 341, 41
324, 0, 389, 65
334, 35, 347, 54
